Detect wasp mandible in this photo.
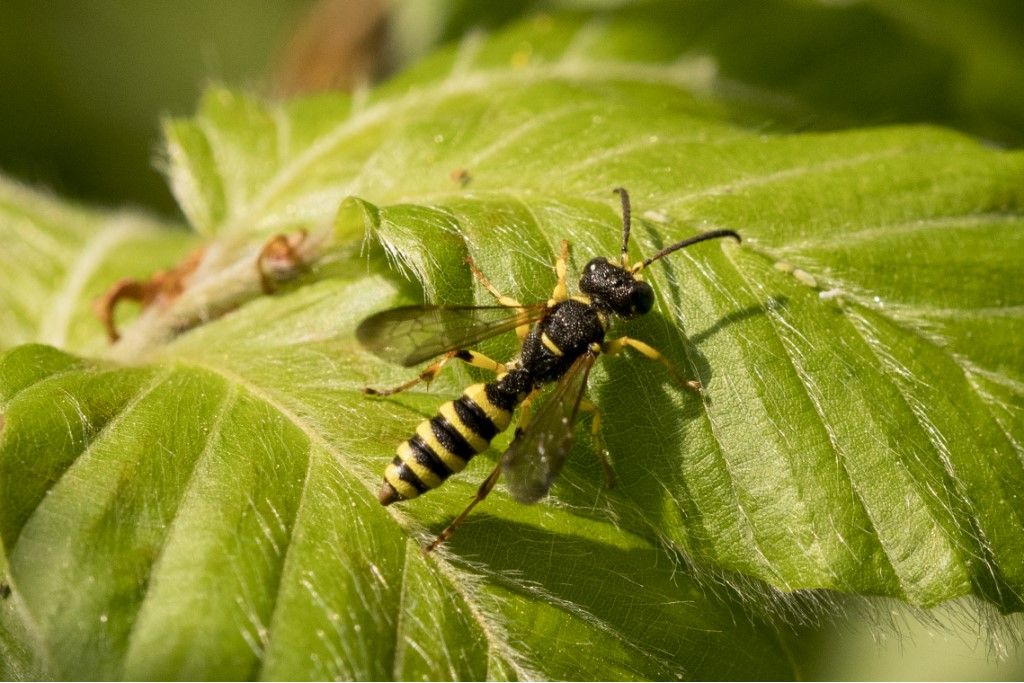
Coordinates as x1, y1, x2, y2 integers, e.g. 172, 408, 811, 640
357, 189, 740, 551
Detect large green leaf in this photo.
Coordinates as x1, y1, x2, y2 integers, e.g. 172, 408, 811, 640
1, 6, 1023, 680
0, 316, 790, 680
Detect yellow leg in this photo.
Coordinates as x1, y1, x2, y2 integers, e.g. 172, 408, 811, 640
579, 399, 615, 489
364, 349, 506, 396
550, 239, 570, 303
466, 255, 531, 341
602, 336, 701, 392
466, 255, 522, 308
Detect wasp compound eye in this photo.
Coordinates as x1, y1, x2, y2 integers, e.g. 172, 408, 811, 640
630, 280, 654, 315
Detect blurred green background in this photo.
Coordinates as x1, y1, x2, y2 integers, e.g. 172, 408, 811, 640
1, 1, 1022, 679
0, 1, 309, 215
3, 0, 1022, 218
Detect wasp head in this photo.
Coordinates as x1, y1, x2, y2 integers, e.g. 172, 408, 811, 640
577, 187, 741, 318
579, 257, 654, 318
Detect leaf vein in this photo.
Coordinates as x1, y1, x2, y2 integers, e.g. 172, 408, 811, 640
721, 247, 909, 597
668, 148, 907, 209
255, 405, 318, 678
121, 382, 239, 671
389, 539, 411, 680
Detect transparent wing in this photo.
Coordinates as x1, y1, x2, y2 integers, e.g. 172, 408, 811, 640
501, 351, 597, 503
356, 304, 546, 367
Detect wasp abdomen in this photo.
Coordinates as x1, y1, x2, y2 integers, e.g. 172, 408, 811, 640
379, 382, 515, 505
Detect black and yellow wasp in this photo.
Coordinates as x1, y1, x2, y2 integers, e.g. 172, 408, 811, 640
357, 188, 740, 551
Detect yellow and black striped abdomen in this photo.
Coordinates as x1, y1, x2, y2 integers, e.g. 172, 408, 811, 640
379, 383, 514, 505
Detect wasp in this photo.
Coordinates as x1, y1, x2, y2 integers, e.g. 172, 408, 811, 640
357, 188, 740, 552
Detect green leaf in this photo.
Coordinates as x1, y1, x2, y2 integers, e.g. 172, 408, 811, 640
0, 178, 198, 355
0, 321, 790, 680
2, 6, 1023, 680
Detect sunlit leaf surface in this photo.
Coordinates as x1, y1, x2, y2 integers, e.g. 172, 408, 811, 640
1, 6, 1023, 680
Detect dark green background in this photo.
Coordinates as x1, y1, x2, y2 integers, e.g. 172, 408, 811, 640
0, 1, 307, 215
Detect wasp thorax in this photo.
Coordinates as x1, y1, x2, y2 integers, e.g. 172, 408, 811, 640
579, 257, 654, 317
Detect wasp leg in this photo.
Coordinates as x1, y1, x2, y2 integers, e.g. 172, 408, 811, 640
466, 255, 522, 308
550, 239, 570, 303
579, 398, 615, 489
602, 336, 701, 392
257, 229, 308, 294
364, 349, 506, 397
466, 254, 532, 341
423, 461, 502, 554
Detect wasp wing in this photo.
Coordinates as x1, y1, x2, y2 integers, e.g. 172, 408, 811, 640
356, 304, 546, 367
501, 351, 597, 503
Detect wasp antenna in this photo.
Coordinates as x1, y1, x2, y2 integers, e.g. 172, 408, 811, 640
613, 187, 631, 267
635, 229, 741, 271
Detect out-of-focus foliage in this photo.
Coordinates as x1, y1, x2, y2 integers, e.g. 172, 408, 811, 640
795, 601, 1024, 681
395, 0, 1024, 146
3, 0, 1022, 219
0, 1, 309, 214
